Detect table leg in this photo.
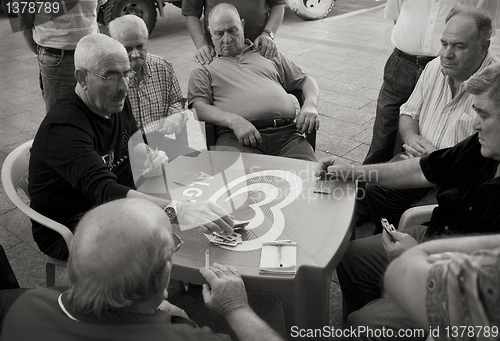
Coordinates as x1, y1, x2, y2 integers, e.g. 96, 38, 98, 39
275, 268, 332, 341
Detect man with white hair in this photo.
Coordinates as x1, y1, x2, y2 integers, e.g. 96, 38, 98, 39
28, 34, 234, 262
1, 198, 284, 340
108, 15, 197, 160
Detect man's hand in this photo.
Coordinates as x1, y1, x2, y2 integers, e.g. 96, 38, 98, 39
177, 201, 234, 234
315, 156, 354, 179
142, 149, 169, 178
382, 230, 418, 260
199, 264, 250, 316
194, 44, 216, 65
160, 113, 188, 135
403, 134, 436, 158
253, 34, 277, 60
157, 300, 190, 320
228, 116, 262, 147
296, 104, 319, 134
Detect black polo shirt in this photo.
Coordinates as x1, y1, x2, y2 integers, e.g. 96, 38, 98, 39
420, 133, 500, 238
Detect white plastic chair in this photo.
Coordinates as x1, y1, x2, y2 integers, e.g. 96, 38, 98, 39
398, 204, 438, 230
1, 140, 73, 287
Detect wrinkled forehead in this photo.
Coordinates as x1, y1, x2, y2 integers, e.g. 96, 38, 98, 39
95, 53, 130, 73
209, 8, 241, 29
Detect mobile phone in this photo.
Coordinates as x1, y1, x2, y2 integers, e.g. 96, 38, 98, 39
381, 218, 397, 242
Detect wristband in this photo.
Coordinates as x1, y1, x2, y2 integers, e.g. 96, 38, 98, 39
262, 28, 275, 40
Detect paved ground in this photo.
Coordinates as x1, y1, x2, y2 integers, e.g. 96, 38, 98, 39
1, 1, 499, 339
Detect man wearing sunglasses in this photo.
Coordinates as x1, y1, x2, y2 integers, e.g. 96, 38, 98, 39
28, 34, 234, 262
1, 198, 284, 340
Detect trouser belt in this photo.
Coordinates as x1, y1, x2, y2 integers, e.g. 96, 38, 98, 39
394, 48, 436, 67
251, 118, 295, 130
39, 46, 75, 55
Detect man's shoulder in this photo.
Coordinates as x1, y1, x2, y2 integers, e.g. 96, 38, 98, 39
45, 93, 91, 125
147, 53, 171, 67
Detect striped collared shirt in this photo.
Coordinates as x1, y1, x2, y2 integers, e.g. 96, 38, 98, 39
400, 52, 497, 149
127, 54, 186, 133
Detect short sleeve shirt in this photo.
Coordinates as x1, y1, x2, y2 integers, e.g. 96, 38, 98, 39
420, 133, 500, 238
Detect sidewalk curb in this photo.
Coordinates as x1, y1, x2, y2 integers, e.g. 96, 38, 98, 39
322, 3, 386, 23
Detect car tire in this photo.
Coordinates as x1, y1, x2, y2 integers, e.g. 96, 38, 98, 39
102, 0, 157, 34
288, 0, 335, 21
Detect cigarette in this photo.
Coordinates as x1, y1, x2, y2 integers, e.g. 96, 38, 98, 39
205, 249, 209, 269
278, 245, 283, 268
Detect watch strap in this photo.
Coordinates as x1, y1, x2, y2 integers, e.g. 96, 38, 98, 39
262, 28, 274, 40
164, 200, 178, 224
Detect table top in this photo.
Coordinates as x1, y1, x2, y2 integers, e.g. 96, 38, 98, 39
138, 150, 355, 284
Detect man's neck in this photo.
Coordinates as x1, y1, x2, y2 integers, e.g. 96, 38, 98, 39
448, 77, 464, 99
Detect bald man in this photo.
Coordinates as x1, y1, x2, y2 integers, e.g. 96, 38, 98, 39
188, 3, 319, 160
1, 198, 284, 341
29, 33, 234, 262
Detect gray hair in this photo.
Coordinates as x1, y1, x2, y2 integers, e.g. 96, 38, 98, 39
74, 33, 128, 72
67, 199, 174, 317
108, 14, 149, 41
465, 63, 500, 109
446, 5, 492, 43
208, 3, 241, 24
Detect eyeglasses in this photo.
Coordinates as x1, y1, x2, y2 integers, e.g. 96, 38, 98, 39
172, 233, 183, 253
85, 69, 136, 83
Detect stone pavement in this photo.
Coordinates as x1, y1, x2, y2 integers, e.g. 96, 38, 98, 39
1, 2, 499, 339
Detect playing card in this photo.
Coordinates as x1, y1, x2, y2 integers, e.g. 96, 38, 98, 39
173, 171, 200, 186
381, 218, 396, 233
314, 180, 331, 194
233, 222, 249, 230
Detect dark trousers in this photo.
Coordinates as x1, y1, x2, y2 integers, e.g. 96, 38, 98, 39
363, 49, 427, 165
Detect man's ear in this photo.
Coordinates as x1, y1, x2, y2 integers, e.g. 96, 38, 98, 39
481, 38, 491, 56
75, 69, 87, 89
241, 18, 245, 29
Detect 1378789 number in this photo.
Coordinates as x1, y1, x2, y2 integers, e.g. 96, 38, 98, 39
6, 1, 60, 14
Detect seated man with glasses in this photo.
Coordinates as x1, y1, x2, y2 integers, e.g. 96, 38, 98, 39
1, 198, 284, 341
28, 34, 234, 262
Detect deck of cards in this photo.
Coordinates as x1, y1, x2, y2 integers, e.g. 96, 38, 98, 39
314, 179, 338, 194
205, 231, 243, 247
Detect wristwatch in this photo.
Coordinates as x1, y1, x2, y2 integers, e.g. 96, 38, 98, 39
263, 28, 275, 40
164, 200, 179, 224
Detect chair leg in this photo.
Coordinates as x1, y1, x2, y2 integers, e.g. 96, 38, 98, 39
46, 262, 56, 287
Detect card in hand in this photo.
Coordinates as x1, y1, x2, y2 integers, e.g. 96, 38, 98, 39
381, 218, 397, 242
173, 171, 200, 186
314, 180, 331, 194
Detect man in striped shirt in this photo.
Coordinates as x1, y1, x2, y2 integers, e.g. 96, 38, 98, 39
19, 0, 106, 113
109, 15, 198, 161
361, 5, 497, 234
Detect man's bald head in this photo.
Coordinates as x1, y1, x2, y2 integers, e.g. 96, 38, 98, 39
67, 198, 174, 316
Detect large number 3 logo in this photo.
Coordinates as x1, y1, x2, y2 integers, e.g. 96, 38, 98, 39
209, 170, 302, 251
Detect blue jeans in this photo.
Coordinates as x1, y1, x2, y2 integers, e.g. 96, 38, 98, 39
37, 47, 77, 113
363, 49, 425, 165
215, 124, 317, 161
337, 225, 429, 341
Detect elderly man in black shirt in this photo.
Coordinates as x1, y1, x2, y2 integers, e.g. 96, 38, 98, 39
315, 62, 500, 339
29, 34, 234, 261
